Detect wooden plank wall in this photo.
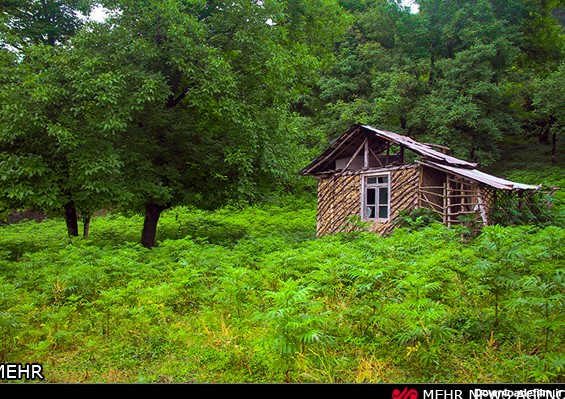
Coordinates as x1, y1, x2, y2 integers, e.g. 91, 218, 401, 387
374, 165, 420, 235
316, 173, 361, 236
316, 165, 421, 237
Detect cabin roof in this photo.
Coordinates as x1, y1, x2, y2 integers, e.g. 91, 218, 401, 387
300, 124, 539, 191
299, 124, 476, 176
418, 160, 540, 190
360, 125, 477, 168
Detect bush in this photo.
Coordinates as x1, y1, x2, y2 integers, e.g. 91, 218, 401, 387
393, 207, 443, 230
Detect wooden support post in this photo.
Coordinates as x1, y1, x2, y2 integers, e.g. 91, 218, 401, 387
363, 136, 369, 170
342, 139, 366, 171
418, 165, 423, 207
443, 182, 448, 226
477, 188, 489, 226
400, 145, 405, 164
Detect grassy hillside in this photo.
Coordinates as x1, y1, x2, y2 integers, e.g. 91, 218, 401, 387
0, 191, 563, 383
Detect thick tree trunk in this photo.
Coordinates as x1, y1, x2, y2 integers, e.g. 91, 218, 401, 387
64, 201, 79, 237
141, 203, 167, 249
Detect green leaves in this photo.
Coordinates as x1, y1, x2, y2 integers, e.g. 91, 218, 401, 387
309, 0, 565, 167
2, 0, 349, 245
0, 153, 63, 209
0, 200, 564, 382
532, 62, 565, 140
253, 280, 336, 372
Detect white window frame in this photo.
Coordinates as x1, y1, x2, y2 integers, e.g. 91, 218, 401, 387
361, 173, 391, 221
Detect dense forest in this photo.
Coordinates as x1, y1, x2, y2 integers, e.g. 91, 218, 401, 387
0, 0, 563, 383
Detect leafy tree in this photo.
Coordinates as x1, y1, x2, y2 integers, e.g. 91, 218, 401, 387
0, 0, 347, 246
307, 0, 564, 167
406, 0, 521, 165
411, 0, 565, 164
499, 0, 565, 71
496, 0, 565, 153
310, 0, 422, 138
86, 0, 348, 248
0, 0, 102, 236
531, 62, 565, 163
0, 0, 92, 48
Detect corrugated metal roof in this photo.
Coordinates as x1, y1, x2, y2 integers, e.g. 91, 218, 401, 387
299, 124, 479, 175
419, 160, 540, 190
300, 124, 540, 191
361, 125, 477, 168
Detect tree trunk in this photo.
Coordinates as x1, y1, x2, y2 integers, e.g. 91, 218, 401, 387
428, 52, 435, 86
552, 130, 556, 165
141, 203, 167, 249
539, 124, 550, 144
64, 201, 79, 237
83, 214, 91, 238
428, 37, 437, 87
400, 115, 407, 130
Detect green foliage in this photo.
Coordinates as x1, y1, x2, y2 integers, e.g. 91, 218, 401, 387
529, 61, 565, 162
393, 207, 442, 230
0, 0, 348, 247
253, 280, 336, 374
0, 0, 91, 48
489, 167, 565, 227
305, 0, 565, 167
489, 189, 559, 227
2, 197, 562, 382
0, 0, 564, 384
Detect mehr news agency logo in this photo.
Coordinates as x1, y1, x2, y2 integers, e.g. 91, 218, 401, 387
0, 363, 44, 381
392, 386, 565, 399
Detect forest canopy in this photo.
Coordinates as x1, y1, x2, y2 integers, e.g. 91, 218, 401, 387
1, 0, 564, 247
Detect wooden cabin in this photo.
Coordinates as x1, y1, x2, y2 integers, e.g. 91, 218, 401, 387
300, 124, 541, 236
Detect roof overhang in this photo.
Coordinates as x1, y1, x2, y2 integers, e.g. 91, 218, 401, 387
418, 160, 540, 191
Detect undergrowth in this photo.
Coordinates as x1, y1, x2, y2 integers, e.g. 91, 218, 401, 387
0, 195, 563, 383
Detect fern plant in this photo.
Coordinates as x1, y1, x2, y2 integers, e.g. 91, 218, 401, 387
0, 278, 22, 361
252, 279, 336, 378
393, 207, 442, 230
382, 269, 456, 371
470, 225, 526, 328
505, 268, 564, 381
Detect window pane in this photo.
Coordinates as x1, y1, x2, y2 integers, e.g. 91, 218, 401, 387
364, 175, 389, 220
366, 188, 376, 205
378, 205, 388, 218
379, 187, 388, 204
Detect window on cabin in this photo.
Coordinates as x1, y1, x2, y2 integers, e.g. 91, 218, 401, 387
363, 175, 390, 220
